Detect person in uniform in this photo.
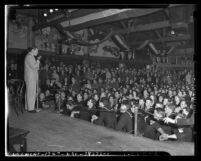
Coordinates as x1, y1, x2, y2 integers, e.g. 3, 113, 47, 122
93, 97, 116, 129
24, 47, 41, 113
116, 100, 133, 133
162, 106, 194, 142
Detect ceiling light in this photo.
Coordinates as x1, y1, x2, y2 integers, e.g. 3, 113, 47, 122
50, 9, 53, 13
43, 13, 47, 17
55, 9, 58, 11
171, 30, 175, 35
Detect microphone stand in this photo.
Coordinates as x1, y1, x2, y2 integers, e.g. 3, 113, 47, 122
36, 58, 41, 113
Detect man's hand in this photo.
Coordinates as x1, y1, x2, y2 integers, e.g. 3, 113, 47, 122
37, 56, 42, 60
91, 115, 98, 123
150, 120, 155, 125
163, 117, 176, 124
70, 111, 79, 118
159, 134, 169, 141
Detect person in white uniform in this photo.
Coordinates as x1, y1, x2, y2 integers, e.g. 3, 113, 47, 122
24, 47, 41, 113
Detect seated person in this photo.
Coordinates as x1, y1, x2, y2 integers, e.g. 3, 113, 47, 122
38, 92, 50, 109
44, 89, 53, 98
54, 91, 66, 112
48, 79, 61, 96
71, 98, 96, 121
139, 98, 155, 126
93, 97, 116, 129
61, 100, 75, 116
115, 100, 133, 133
143, 104, 175, 140
162, 106, 194, 142
71, 98, 98, 122
75, 93, 84, 107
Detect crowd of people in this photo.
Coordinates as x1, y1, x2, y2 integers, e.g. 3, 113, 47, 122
35, 57, 195, 142
6, 53, 195, 142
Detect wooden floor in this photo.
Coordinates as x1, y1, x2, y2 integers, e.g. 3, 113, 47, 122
7, 98, 194, 156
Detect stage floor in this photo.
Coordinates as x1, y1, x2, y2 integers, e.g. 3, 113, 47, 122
7, 100, 194, 156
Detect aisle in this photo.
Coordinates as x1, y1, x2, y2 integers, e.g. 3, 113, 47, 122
7, 103, 194, 155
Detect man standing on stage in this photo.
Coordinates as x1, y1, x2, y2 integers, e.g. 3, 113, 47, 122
24, 47, 41, 113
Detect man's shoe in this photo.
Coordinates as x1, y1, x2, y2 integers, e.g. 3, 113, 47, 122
35, 109, 42, 112
27, 110, 37, 113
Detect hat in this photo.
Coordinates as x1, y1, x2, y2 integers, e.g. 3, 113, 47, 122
166, 103, 176, 111
121, 100, 131, 109
155, 102, 163, 109
131, 99, 139, 106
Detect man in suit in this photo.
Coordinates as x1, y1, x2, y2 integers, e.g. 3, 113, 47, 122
24, 47, 41, 113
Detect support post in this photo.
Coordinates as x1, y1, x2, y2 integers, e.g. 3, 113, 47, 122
134, 107, 138, 136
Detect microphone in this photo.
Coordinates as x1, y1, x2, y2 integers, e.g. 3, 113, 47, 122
37, 54, 42, 60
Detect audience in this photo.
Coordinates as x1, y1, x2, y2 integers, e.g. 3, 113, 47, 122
7, 56, 195, 142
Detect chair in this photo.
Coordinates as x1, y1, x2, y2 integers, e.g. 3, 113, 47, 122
7, 79, 25, 117
8, 127, 30, 153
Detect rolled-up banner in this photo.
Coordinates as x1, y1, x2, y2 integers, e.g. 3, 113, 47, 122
166, 46, 175, 55
66, 31, 75, 38
137, 40, 150, 50
148, 42, 159, 55
114, 34, 129, 50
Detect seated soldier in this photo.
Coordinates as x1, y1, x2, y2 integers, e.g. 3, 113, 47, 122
162, 106, 194, 142
61, 95, 75, 115
71, 98, 97, 122
140, 98, 155, 126
115, 100, 133, 133
61, 100, 75, 116
143, 103, 175, 141
93, 97, 116, 129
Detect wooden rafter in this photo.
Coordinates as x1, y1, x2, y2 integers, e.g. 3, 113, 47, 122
114, 16, 193, 35
131, 34, 191, 46
53, 24, 68, 39
154, 30, 163, 39
32, 9, 106, 31
120, 21, 127, 30
63, 8, 164, 32
162, 28, 167, 38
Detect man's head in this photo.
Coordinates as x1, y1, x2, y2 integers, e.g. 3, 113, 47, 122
39, 93, 45, 101
182, 106, 191, 117
180, 100, 187, 109
120, 100, 131, 113
163, 97, 169, 106
145, 98, 153, 108
45, 90, 50, 96
154, 108, 165, 120
99, 97, 110, 108
28, 47, 38, 56
93, 93, 99, 101
76, 93, 83, 102
87, 98, 95, 109
165, 104, 175, 116
139, 99, 145, 106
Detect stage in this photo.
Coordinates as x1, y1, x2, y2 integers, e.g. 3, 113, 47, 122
7, 99, 194, 156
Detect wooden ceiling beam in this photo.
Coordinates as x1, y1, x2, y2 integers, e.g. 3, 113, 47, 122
120, 21, 128, 30
131, 34, 191, 46
62, 8, 164, 31
32, 9, 106, 31
113, 16, 193, 35
53, 24, 68, 38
